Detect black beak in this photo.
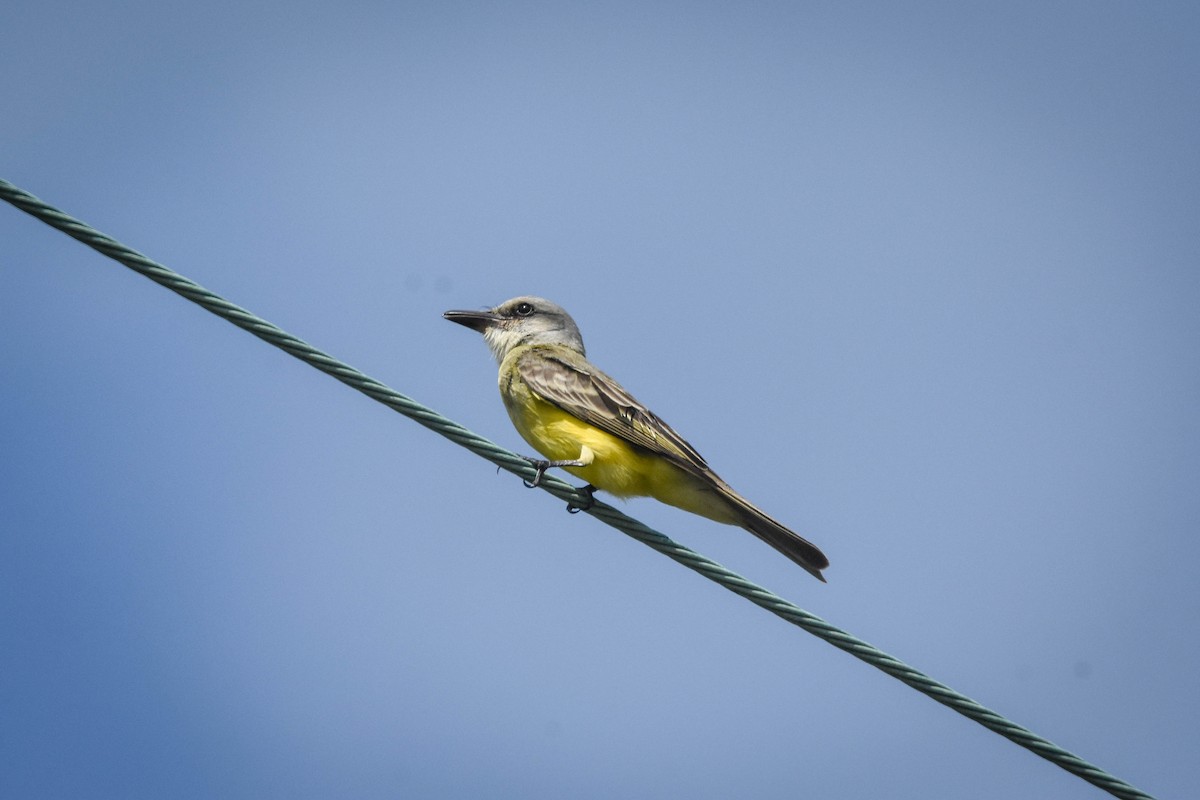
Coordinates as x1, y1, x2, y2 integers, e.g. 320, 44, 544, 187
443, 309, 499, 333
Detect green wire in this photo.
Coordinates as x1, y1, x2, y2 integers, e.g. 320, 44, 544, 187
1, 177, 1156, 800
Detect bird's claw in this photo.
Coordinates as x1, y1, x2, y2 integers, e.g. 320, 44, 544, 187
522, 459, 551, 488
567, 485, 596, 514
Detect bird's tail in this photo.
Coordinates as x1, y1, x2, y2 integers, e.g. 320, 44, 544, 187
718, 482, 829, 582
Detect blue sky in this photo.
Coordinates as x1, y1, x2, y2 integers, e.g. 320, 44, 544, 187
3, 2, 1197, 798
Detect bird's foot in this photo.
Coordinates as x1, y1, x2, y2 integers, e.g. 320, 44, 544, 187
522, 458, 552, 488
567, 484, 596, 514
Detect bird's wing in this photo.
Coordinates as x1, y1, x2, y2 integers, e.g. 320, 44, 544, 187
515, 347, 712, 476
517, 346, 830, 581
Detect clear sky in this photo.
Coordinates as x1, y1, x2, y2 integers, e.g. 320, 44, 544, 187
3, 2, 1197, 798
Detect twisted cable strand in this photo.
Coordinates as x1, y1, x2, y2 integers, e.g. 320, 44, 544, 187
1, 178, 1155, 800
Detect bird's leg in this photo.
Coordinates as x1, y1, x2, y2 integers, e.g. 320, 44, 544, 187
521, 445, 595, 488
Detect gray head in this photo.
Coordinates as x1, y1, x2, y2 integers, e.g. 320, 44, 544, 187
444, 296, 586, 364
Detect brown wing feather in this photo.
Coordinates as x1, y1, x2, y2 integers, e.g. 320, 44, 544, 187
515, 347, 711, 476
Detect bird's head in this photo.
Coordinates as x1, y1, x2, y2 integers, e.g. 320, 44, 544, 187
444, 296, 586, 363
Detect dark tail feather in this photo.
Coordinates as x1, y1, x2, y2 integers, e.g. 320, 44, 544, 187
722, 489, 829, 582
742, 514, 829, 582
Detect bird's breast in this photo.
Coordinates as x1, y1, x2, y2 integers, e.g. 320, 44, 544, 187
498, 385, 649, 497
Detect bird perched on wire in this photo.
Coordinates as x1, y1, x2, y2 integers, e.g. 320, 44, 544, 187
444, 296, 829, 582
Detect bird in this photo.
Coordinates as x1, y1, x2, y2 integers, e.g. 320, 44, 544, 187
443, 296, 830, 582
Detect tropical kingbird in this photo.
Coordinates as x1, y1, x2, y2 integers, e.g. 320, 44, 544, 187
444, 296, 830, 581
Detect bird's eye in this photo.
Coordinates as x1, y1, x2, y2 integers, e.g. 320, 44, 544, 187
514, 302, 535, 317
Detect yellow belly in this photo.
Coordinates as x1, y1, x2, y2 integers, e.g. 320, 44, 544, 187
502, 386, 739, 525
